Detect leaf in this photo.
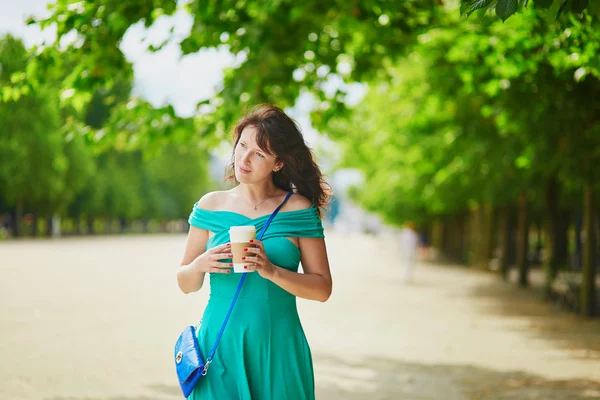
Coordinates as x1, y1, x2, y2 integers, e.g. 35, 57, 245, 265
570, 0, 588, 13
588, 0, 600, 18
496, 0, 520, 20
476, 7, 491, 18
533, 0, 555, 8
147, 39, 169, 53
461, 0, 496, 16
556, 0, 570, 17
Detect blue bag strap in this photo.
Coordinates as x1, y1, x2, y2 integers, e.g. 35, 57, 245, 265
203, 191, 293, 372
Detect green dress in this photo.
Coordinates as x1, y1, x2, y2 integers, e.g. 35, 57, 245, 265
186, 201, 325, 400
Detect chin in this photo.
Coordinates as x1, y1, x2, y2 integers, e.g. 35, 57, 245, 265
234, 172, 249, 183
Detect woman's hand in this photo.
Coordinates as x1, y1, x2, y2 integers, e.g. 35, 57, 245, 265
242, 239, 276, 280
191, 242, 233, 274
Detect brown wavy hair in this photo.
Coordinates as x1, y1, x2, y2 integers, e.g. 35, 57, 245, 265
226, 104, 331, 217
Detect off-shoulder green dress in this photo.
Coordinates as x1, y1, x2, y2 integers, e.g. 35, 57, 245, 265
186, 200, 325, 400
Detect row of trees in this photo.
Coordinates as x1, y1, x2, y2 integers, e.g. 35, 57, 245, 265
0, 35, 212, 237
326, 8, 600, 316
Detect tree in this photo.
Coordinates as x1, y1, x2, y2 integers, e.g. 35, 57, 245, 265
324, 7, 600, 313
0, 35, 69, 235
12, 1, 593, 141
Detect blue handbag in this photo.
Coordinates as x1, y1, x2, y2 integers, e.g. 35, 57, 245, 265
174, 192, 292, 398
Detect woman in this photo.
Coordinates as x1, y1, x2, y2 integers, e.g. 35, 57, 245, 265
177, 104, 333, 399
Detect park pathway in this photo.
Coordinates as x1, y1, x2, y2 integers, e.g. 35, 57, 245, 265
1, 231, 599, 399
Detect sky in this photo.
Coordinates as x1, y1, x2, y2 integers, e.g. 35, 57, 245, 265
1, 1, 252, 118
0, 0, 366, 189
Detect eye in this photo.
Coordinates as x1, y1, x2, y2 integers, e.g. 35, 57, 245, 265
239, 142, 246, 147
257, 153, 265, 159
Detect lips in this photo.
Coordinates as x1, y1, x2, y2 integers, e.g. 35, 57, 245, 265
238, 166, 251, 174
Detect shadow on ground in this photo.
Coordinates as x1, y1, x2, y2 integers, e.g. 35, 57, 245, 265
46, 354, 600, 400
314, 353, 600, 400
458, 268, 600, 359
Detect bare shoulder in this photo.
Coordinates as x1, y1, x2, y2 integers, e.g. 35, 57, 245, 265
197, 190, 230, 211
284, 193, 313, 212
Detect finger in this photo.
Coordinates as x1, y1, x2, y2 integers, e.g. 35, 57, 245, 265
244, 247, 261, 254
241, 256, 260, 263
212, 262, 234, 269
211, 243, 231, 253
209, 265, 231, 274
249, 239, 263, 250
243, 264, 258, 272
211, 252, 233, 261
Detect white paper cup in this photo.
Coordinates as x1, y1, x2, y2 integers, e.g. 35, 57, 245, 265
229, 226, 256, 273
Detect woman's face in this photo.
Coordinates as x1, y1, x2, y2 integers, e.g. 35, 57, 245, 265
234, 125, 281, 184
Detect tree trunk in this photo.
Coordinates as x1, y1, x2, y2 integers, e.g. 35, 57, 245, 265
454, 214, 462, 261
499, 206, 511, 280
556, 210, 570, 269
74, 216, 82, 235
105, 217, 112, 234
447, 215, 455, 259
448, 213, 466, 262
45, 216, 53, 237
31, 213, 38, 237
508, 208, 517, 267
462, 212, 470, 264
574, 212, 583, 270
119, 217, 127, 233
517, 193, 529, 287
581, 184, 596, 317
535, 224, 544, 265
14, 200, 24, 237
87, 216, 95, 235
481, 201, 494, 269
8, 210, 17, 237
142, 218, 150, 233
469, 204, 481, 267
544, 177, 561, 295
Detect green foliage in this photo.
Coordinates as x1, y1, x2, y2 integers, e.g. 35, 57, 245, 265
0, 87, 65, 211
142, 144, 212, 219
0, 36, 68, 213
69, 144, 211, 220
10, 0, 439, 145
496, 0, 520, 21
95, 99, 199, 153
0, 33, 212, 225
461, 0, 598, 20
323, 6, 600, 226
0, 35, 27, 82
3, 0, 596, 155
3, 1, 600, 230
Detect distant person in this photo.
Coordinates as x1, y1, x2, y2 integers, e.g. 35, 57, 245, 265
399, 221, 420, 283
419, 231, 432, 261
176, 104, 333, 399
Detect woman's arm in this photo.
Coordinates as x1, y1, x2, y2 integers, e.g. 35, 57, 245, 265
240, 194, 332, 302
271, 237, 332, 302
177, 192, 232, 294
244, 237, 332, 302
177, 226, 209, 294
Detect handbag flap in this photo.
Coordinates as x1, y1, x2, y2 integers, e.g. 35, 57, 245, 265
174, 326, 205, 383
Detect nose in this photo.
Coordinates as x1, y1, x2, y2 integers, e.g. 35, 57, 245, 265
241, 151, 252, 165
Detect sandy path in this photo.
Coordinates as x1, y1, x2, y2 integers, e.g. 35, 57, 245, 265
1, 232, 599, 400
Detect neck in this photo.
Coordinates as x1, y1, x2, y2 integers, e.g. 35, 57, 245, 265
236, 182, 279, 204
